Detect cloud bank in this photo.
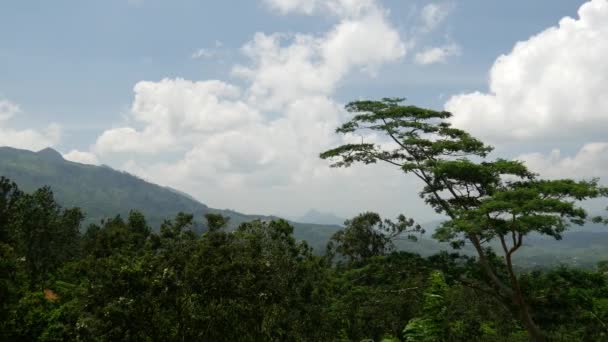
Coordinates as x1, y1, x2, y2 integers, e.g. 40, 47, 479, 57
0, 99, 61, 151
69, 0, 420, 217
446, 0, 608, 143
65, 0, 608, 217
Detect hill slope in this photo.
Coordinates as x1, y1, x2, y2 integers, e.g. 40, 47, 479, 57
3, 146, 605, 265
0, 147, 340, 250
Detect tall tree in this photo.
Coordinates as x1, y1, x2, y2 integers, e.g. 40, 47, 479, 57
0, 177, 22, 243
0, 177, 21, 324
320, 98, 607, 341
11, 186, 83, 289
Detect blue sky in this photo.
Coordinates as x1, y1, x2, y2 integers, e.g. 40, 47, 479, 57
1, 0, 584, 147
1, 0, 606, 220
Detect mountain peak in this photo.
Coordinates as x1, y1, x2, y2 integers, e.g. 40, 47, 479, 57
298, 209, 345, 226
37, 147, 64, 161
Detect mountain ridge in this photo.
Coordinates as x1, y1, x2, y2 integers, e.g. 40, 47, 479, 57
3, 146, 607, 264
0, 146, 341, 250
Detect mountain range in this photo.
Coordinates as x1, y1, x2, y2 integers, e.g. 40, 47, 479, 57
0, 146, 340, 251
1, 146, 607, 267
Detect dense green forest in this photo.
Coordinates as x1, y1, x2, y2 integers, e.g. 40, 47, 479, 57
2, 177, 608, 341
2, 99, 608, 341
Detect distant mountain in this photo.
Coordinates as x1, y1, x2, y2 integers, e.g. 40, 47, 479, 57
296, 209, 346, 226
0, 146, 340, 251
395, 226, 608, 269
37, 147, 65, 162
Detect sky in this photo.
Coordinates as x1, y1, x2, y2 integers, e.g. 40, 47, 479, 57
1, 0, 607, 221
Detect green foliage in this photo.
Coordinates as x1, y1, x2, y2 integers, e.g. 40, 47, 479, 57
0, 176, 22, 242
322, 98, 608, 341
521, 266, 608, 340
8, 186, 83, 289
0, 183, 340, 341
1, 148, 607, 342
327, 212, 422, 264
403, 271, 448, 341
329, 252, 431, 341
0, 241, 18, 338
0, 147, 205, 230
204, 212, 230, 232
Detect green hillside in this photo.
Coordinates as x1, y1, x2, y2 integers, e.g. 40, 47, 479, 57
0, 146, 340, 250
2, 146, 605, 264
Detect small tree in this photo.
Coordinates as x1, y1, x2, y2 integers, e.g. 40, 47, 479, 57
326, 212, 421, 264
321, 98, 607, 341
204, 213, 230, 232
403, 271, 448, 342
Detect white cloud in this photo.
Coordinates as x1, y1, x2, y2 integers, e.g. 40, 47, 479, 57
0, 99, 20, 121
0, 126, 61, 151
415, 43, 461, 65
85, 0, 420, 218
191, 41, 224, 59
94, 79, 261, 155
518, 142, 608, 179
262, 0, 377, 18
95, 127, 167, 155
63, 150, 100, 165
191, 48, 214, 59
411, 3, 460, 66
446, 0, 608, 143
0, 99, 61, 151
420, 3, 451, 32
95, 0, 405, 158
233, 6, 405, 111
263, 0, 322, 15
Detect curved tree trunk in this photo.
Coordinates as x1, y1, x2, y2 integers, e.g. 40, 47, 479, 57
515, 294, 545, 342
501, 235, 545, 342
423, 163, 545, 340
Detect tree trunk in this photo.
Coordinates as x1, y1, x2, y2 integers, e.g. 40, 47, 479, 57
428, 175, 545, 340
515, 294, 545, 342
468, 234, 514, 297
503, 240, 545, 342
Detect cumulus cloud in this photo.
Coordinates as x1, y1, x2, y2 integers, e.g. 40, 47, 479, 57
0, 99, 61, 151
233, 9, 405, 110
445, 0, 608, 143
94, 79, 261, 155
415, 43, 461, 65
63, 150, 100, 165
85, 0, 414, 217
95, 0, 405, 158
518, 143, 608, 179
